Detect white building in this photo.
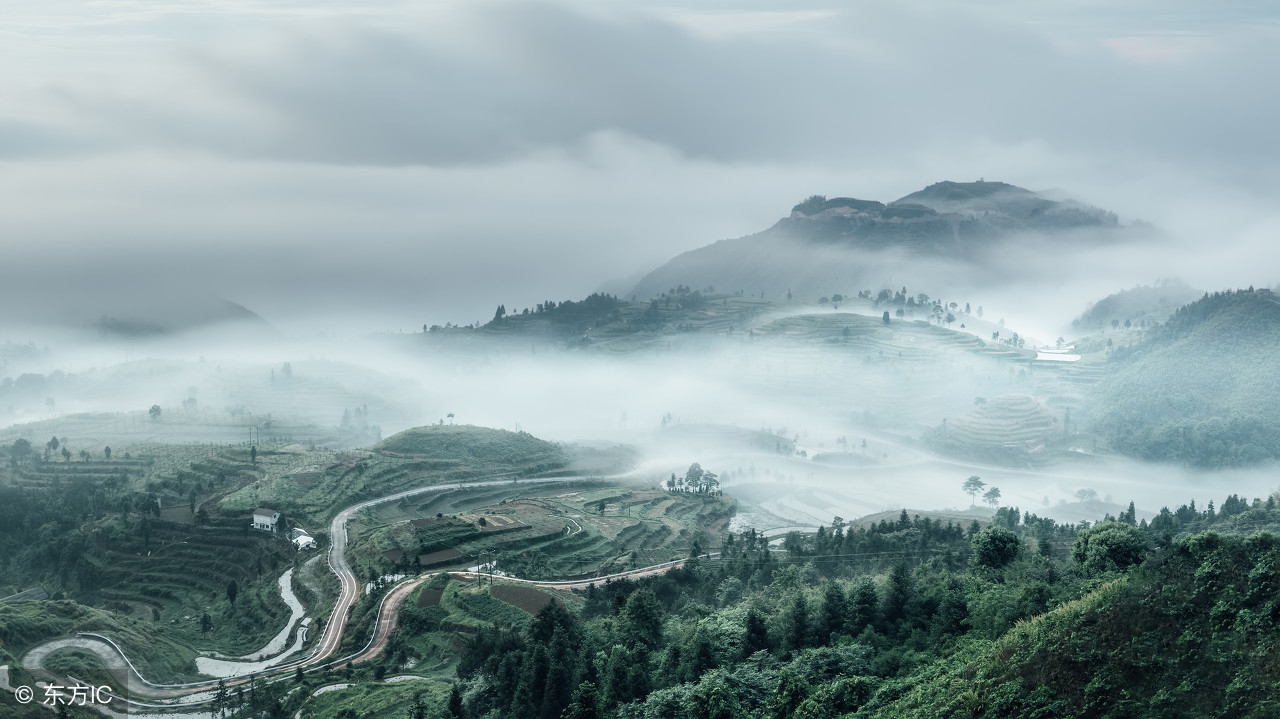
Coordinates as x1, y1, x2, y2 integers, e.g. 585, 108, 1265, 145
289, 527, 317, 551
252, 508, 281, 532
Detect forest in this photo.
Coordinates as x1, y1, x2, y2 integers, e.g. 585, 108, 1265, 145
400, 491, 1280, 719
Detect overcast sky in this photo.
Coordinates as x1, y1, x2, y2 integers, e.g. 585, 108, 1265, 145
1, 0, 1278, 333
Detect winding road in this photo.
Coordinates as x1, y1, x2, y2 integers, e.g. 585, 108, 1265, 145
17, 476, 694, 714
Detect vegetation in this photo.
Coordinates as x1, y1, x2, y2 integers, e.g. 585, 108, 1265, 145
375, 425, 567, 477
1072, 279, 1201, 332
253, 487, 1280, 719
1091, 287, 1280, 466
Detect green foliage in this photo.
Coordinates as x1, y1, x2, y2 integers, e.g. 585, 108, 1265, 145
374, 425, 566, 476
1093, 287, 1280, 466
970, 527, 1020, 569
1071, 521, 1146, 575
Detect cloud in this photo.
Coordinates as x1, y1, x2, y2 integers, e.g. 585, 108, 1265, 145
0, 1, 1277, 333
17, 1, 1265, 176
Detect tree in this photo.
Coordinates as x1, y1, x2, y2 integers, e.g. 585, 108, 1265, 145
771, 669, 812, 719
10, 438, 32, 467
47, 436, 59, 453
563, 681, 600, 719
226, 580, 239, 604
620, 589, 664, 651
149, 404, 162, 421
963, 476, 985, 507
1072, 522, 1146, 575
685, 462, 704, 489
104, 446, 111, 461
819, 581, 847, 642
882, 311, 890, 324
983, 486, 1002, 509
79, 449, 90, 462
785, 592, 809, 651
61, 447, 71, 463
213, 679, 227, 718
882, 562, 913, 625
971, 526, 1020, 569
201, 612, 212, 635
250, 445, 257, 465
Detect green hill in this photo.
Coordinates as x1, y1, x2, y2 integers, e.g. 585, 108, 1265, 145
858, 529, 1280, 718
1090, 287, 1280, 466
375, 424, 567, 476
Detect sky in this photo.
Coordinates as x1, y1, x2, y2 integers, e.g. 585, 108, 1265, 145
1, 0, 1279, 334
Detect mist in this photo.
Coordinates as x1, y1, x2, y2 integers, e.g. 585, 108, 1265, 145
2, 0, 1279, 534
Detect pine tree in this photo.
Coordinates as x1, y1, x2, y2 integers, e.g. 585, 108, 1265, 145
539, 627, 575, 719
744, 606, 770, 657
563, 681, 601, 719
819, 581, 848, 644
786, 592, 809, 652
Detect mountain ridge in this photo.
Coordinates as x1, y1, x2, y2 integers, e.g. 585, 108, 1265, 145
631, 180, 1127, 301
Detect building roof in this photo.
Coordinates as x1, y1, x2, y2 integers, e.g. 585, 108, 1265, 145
253, 508, 279, 518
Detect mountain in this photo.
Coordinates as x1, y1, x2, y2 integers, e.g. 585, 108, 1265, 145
93, 299, 274, 338
631, 181, 1124, 300
1089, 287, 1280, 466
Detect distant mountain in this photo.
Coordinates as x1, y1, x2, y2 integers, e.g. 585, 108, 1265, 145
1090, 287, 1280, 467
1072, 279, 1203, 332
632, 181, 1126, 300
94, 299, 273, 338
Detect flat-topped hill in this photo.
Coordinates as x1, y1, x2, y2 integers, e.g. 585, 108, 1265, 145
631, 180, 1127, 301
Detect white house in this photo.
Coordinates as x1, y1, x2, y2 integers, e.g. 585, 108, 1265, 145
252, 508, 281, 532
289, 527, 317, 551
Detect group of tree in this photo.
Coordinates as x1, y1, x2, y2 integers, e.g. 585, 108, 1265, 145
369, 484, 1280, 719
961, 476, 1002, 509
666, 463, 721, 495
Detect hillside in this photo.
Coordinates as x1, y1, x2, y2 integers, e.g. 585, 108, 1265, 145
631, 180, 1125, 300
1072, 279, 1202, 331
318, 493, 1280, 719
930, 394, 1060, 464
1090, 287, 1280, 466
858, 529, 1280, 718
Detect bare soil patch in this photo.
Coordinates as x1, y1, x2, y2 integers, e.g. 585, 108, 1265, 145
491, 584, 553, 614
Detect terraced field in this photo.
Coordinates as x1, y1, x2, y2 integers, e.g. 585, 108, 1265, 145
347, 483, 733, 586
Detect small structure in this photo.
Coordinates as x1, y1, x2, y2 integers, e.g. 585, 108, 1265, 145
252, 508, 281, 532
289, 527, 317, 551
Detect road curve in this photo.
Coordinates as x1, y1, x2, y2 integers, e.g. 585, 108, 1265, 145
19, 475, 697, 713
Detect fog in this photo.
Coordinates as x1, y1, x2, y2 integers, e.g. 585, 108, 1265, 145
2, 0, 1279, 530
3, 317, 1277, 534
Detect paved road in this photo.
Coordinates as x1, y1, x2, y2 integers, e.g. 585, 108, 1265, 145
19, 474, 695, 714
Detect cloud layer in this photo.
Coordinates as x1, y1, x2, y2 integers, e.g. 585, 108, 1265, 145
0, 1, 1278, 332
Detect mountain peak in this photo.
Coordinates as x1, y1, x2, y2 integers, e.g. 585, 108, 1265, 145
892, 180, 1050, 216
